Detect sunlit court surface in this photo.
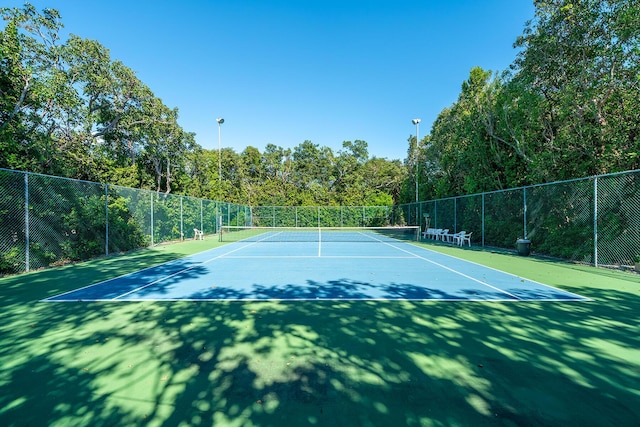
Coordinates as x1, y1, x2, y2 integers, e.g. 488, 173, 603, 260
44, 227, 588, 303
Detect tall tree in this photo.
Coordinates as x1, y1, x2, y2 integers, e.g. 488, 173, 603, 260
0, 4, 66, 173
292, 140, 334, 204
512, 0, 640, 178
0, 3, 198, 190
419, 0, 640, 200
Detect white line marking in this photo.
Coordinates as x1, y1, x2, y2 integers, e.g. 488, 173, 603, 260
350, 236, 524, 300
405, 243, 591, 300
43, 296, 590, 303
223, 255, 416, 259
111, 240, 266, 300
44, 234, 590, 303
40, 243, 246, 301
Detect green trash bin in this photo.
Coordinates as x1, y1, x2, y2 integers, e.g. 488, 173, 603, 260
516, 239, 531, 256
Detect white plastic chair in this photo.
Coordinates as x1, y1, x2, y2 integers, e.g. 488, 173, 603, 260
194, 228, 204, 240
422, 228, 435, 239
456, 231, 472, 247
447, 231, 463, 244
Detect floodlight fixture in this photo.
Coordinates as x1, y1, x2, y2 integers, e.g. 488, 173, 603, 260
412, 118, 421, 205
217, 117, 224, 186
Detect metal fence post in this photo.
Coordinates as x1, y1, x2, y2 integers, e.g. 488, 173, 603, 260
482, 192, 485, 247
105, 184, 109, 255
215, 201, 219, 231
454, 198, 457, 233
24, 172, 29, 273
594, 177, 598, 268
150, 192, 154, 246
434, 200, 437, 228
180, 196, 183, 240
523, 187, 528, 239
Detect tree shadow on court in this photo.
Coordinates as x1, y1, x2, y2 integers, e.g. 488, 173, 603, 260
1, 247, 195, 303
1, 251, 640, 426
129, 283, 639, 426
186, 280, 540, 302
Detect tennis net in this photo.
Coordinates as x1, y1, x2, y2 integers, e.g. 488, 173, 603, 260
219, 226, 420, 243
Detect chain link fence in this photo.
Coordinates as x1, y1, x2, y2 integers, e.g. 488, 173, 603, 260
397, 170, 640, 268
2, 168, 640, 275
250, 205, 396, 227
0, 169, 250, 275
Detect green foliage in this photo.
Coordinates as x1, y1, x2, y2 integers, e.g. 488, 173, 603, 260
3, 0, 640, 245
0, 4, 198, 190
0, 246, 22, 274
1, 2, 408, 207
417, 0, 640, 203
59, 195, 106, 260
106, 195, 148, 251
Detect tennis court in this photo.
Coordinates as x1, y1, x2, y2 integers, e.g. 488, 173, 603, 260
44, 227, 587, 303
2, 234, 639, 426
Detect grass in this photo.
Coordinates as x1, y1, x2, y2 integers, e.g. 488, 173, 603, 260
1, 239, 639, 426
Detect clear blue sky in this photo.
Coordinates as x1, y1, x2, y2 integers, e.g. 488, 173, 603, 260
5, 0, 535, 160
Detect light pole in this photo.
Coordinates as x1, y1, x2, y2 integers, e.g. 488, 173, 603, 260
216, 117, 224, 188
412, 118, 421, 203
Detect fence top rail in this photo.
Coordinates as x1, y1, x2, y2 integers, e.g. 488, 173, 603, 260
0, 167, 104, 186
252, 205, 393, 209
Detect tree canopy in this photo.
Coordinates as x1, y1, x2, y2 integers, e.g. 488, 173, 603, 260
2, 1, 639, 206
421, 0, 640, 199
0, 3, 406, 206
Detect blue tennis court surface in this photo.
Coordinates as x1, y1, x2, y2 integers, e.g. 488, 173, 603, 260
44, 236, 588, 302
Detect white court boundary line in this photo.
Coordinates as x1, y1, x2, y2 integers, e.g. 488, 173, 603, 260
45, 296, 590, 303
41, 239, 267, 302
43, 233, 591, 302
351, 231, 589, 301
351, 232, 524, 300
404, 242, 591, 301
223, 231, 572, 301
111, 239, 273, 300
223, 255, 417, 259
